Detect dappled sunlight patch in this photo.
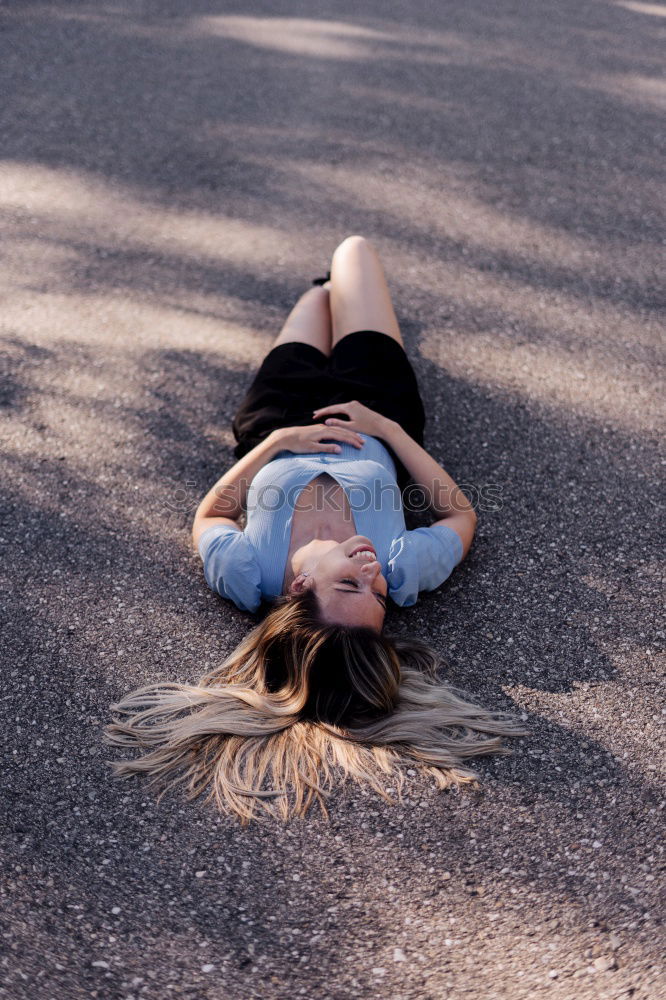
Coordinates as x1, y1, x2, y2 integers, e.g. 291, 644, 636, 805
421, 331, 660, 435
0, 323, 252, 549
202, 426, 236, 448
581, 72, 666, 111
261, 159, 662, 435
0, 161, 295, 268
2, 287, 270, 365
1, 433, 197, 552
0, 160, 325, 372
189, 16, 397, 60
500, 678, 663, 786
613, 1, 666, 16
285, 159, 662, 289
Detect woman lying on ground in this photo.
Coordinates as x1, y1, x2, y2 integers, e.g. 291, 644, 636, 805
105, 235, 527, 822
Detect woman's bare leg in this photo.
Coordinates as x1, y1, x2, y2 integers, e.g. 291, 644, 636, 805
271, 286, 333, 356
329, 235, 403, 349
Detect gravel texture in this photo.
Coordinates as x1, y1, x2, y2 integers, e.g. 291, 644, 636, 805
1, 1, 664, 999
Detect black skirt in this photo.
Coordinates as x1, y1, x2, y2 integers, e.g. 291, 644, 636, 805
231, 330, 427, 492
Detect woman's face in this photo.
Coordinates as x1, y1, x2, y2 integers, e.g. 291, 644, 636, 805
290, 535, 387, 631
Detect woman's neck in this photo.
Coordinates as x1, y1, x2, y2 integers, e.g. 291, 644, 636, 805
281, 473, 358, 594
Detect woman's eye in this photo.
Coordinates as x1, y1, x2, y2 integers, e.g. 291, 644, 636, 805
339, 578, 385, 607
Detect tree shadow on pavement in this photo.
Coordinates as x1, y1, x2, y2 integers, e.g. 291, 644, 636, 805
2, 1, 664, 997
1, 0, 663, 248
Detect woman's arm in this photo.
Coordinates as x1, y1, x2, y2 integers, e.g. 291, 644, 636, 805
312, 401, 477, 559
380, 419, 477, 558
192, 433, 284, 548
191, 421, 366, 549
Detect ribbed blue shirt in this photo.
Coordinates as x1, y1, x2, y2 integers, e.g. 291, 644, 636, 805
197, 433, 464, 613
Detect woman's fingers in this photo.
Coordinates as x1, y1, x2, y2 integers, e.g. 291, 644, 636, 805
312, 402, 352, 418
330, 427, 362, 443
322, 426, 363, 448
322, 417, 353, 428
323, 418, 361, 438
310, 422, 362, 447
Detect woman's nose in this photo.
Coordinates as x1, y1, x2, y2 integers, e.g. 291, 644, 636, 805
359, 559, 381, 580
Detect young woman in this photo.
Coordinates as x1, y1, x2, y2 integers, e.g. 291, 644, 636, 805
105, 236, 526, 822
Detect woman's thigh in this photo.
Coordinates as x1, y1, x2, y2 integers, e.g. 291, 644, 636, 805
329, 235, 403, 349
271, 285, 333, 355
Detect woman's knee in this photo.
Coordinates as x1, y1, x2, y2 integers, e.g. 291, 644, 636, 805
332, 234, 376, 259
303, 285, 330, 305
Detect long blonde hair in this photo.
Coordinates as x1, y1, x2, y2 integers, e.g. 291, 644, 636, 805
104, 590, 528, 823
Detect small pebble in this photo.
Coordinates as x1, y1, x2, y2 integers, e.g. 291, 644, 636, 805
393, 948, 406, 962
201, 964, 215, 973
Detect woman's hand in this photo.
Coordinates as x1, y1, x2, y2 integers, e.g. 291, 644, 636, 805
311, 400, 391, 438
270, 422, 365, 454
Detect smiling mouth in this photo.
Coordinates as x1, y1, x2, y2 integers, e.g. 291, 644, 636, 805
349, 544, 377, 559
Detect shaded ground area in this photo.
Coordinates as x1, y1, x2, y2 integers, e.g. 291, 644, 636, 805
1, 1, 664, 998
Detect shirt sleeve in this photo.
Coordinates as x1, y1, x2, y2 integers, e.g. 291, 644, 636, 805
386, 523, 464, 607
197, 524, 263, 613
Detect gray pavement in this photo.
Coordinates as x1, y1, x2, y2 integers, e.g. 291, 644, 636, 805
1, 2, 664, 998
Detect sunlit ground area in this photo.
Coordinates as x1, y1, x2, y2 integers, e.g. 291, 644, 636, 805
1, 3, 664, 999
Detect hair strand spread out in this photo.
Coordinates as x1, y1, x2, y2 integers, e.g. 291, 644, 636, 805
104, 590, 528, 824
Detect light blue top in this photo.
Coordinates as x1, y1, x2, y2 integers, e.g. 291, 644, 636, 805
197, 433, 464, 613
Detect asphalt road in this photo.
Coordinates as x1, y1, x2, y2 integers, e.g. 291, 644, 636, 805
1, 2, 664, 999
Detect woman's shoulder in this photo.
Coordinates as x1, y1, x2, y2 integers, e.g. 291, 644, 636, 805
386, 524, 465, 607
197, 523, 263, 612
